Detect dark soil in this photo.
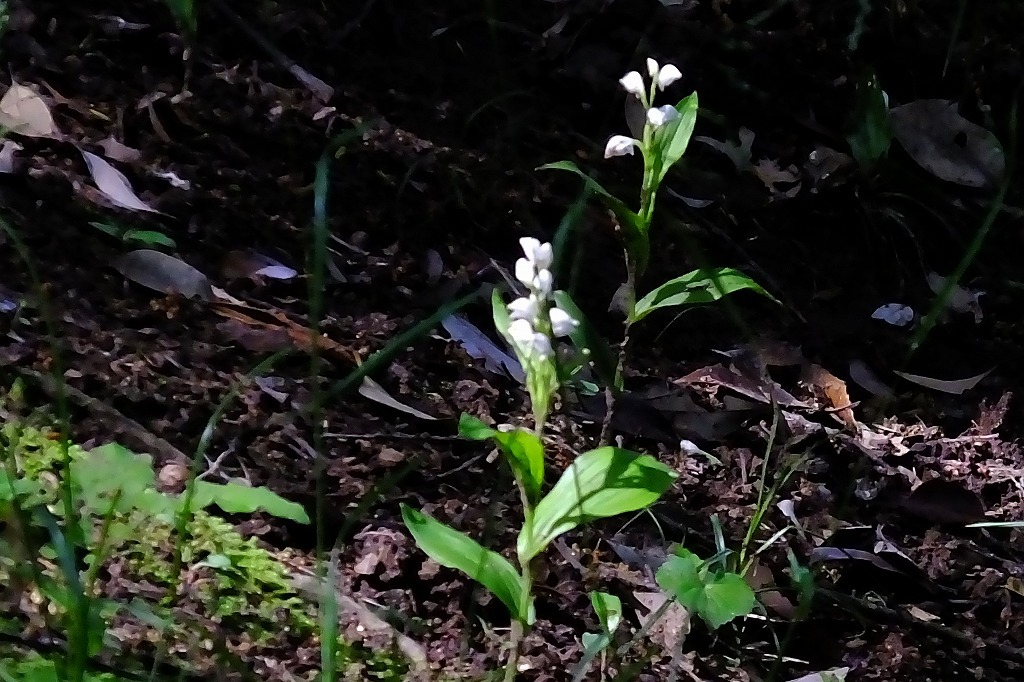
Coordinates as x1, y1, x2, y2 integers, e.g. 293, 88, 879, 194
1, 0, 1023, 680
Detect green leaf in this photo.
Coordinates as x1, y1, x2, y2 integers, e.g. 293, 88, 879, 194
539, 160, 649, 273
190, 481, 310, 524
124, 229, 177, 248
656, 548, 754, 629
633, 267, 778, 322
458, 413, 498, 440
458, 414, 545, 504
552, 291, 619, 390
401, 504, 527, 621
590, 591, 622, 635
72, 443, 161, 515
654, 93, 699, 185
518, 447, 676, 562
846, 69, 892, 168
491, 287, 515, 352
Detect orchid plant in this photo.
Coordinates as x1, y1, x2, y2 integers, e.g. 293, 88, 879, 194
543, 59, 776, 433
402, 237, 678, 681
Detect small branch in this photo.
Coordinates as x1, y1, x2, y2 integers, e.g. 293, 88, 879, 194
208, 0, 334, 102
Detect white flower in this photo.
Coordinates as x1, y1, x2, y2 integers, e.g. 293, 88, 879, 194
604, 135, 636, 158
619, 71, 645, 98
533, 268, 553, 296
508, 318, 536, 346
514, 257, 535, 288
647, 105, 679, 128
657, 63, 682, 89
508, 319, 552, 359
508, 295, 539, 321
519, 237, 553, 270
647, 58, 660, 79
531, 333, 553, 359
548, 307, 578, 337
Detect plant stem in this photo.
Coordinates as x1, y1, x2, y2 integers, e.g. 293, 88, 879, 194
504, 565, 533, 682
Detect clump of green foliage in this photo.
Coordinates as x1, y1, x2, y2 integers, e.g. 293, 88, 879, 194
0, 421, 313, 642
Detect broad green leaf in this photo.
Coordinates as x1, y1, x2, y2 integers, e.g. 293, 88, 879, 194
701, 572, 755, 629
590, 591, 622, 634
401, 504, 527, 621
656, 548, 754, 629
72, 443, 159, 515
458, 413, 497, 440
552, 291, 619, 390
539, 160, 649, 274
654, 93, 699, 185
458, 414, 545, 504
633, 267, 778, 322
190, 481, 310, 524
518, 447, 676, 562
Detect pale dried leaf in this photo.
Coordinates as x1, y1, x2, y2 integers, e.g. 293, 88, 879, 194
0, 83, 56, 137
891, 99, 1004, 188
848, 359, 893, 397
81, 149, 160, 213
98, 136, 142, 163
785, 668, 849, 682
893, 368, 991, 395
358, 377, 437, 420
113, 249, 214, 301
634, 591, 690, 653
0, 140, 23, 173
926, 272, 983, 322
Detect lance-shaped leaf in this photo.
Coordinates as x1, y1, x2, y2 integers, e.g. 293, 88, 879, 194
633, 267, 778, 322
552, 291, 619, 391
401, 505, 527, 621
518, 447, 676, 562
459, 413, 545, 505
653, 93, 699, 185
539, 161, 649, 274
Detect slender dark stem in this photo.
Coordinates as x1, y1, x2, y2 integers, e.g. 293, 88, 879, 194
599, 251, 636, 446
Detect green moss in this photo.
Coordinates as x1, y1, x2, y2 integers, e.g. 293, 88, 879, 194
1, 412, 413, 676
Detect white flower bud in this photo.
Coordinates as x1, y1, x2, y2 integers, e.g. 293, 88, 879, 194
508, 295, 539, 321
508, 319, 552, 359
519, 237, 553, 270
533, 268, 553, 296
647, 58, 660, 79
548, 307, 578, 337
647, 105, 680, 128
508, 318, 537, 347
618, 71, 645, 99
657, 63, 682, 89
531, 333, 553, 360
604, 135, 636, 159
515, 258, 535, 288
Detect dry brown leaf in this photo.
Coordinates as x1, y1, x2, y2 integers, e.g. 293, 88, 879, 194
802, 364, 856, 428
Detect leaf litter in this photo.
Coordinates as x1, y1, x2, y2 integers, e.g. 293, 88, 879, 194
2, 3, 1024, 682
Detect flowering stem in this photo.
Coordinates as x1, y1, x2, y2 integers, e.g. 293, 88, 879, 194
504, 420, 543, 681
600, 250, 635, 446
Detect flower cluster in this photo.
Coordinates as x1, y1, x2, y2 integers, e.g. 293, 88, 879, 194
508, 238, 578, 360
605, 58, 683, 159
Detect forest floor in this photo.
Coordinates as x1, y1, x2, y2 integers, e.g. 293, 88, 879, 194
0, 1, 1023, 680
